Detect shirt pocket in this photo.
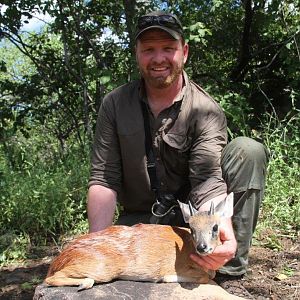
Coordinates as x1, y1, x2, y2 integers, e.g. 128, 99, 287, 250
163, 133, 192, 153
118, 128, 145, 160
162, 133, 192, 175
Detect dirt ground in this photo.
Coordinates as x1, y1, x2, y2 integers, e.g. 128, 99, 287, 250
0, 237, 299, 300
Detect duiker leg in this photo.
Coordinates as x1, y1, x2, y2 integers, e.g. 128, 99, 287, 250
45, 271, 95, 290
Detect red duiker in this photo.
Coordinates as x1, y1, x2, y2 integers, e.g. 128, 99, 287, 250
45, 193, 234, 291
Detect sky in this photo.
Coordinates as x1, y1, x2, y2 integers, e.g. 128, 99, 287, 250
1, 5, 53, 33
20, 12, 53, 33
0, 5, 119, 43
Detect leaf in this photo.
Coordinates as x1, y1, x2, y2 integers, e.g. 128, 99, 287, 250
285, 42, 292, 50
21, 282, 33, 290
275, 273, 288, 281
100, 75, 110, 84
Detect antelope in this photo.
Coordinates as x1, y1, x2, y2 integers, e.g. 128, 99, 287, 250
45, 193, 235, 292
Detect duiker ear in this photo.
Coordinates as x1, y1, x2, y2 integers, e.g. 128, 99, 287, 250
215, 192, 234, 218
178, 200, 198, 223
208, 201, 215, 215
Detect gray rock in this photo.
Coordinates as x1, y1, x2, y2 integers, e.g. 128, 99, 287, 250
33, 280, 244, 300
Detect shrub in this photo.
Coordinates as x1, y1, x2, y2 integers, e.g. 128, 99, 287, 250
256, 109, 300, 240
0, 131, 89, 241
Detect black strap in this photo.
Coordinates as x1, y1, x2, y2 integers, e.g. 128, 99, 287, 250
140, 100, 191, 203
140, 101, 160, 194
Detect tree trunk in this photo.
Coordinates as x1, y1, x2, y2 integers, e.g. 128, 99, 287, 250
230, 0, 254, 81
123, 0, 137, 80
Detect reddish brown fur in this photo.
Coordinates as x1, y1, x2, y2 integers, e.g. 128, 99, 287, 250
45, 224, 211, 287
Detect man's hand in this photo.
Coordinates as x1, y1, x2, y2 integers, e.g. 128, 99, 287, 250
190, 218, 237, 270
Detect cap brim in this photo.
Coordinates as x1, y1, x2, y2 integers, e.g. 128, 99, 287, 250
135, 25, 181, 40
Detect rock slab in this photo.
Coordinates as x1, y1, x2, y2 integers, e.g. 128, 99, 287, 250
34, 280, 244, 300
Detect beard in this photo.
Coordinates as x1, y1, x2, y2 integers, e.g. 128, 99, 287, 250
139, 60, 184, 89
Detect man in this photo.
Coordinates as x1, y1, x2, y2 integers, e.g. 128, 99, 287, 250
88, 10, 269, 298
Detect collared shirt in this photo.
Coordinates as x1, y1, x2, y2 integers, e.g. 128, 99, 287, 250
89, 71, 228, 212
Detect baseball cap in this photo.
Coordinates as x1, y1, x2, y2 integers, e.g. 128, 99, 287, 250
135, 10, 184, 40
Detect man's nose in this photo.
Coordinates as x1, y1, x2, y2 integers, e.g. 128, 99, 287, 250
151, 50, 167, 63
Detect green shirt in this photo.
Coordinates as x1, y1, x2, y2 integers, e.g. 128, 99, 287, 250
89, 72, 228, 212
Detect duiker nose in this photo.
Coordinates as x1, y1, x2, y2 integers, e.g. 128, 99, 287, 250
197, 243, 208, 253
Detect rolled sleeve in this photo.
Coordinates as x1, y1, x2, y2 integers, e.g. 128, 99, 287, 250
89, 96, 122, 192
189, 100, 228, 203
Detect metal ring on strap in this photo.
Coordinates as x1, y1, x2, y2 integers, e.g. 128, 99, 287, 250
151, 200, 179, 218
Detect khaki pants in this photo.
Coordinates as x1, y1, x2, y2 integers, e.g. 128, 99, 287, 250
116, 137, 270, 276
219, 137, 269, 275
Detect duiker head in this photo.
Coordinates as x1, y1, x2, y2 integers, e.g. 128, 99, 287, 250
178, 193, 233, 256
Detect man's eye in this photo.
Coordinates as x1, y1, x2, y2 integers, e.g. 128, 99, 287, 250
142, 48, 153, 53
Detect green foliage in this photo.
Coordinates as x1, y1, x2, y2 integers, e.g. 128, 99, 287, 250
0, 232, 30, 263
256, 109, 300, 239
262, 233, 284, 251
282, 265, 295, 277
209, 88, 253, 138
185, 22, 212, 45
0, 129, 89, 241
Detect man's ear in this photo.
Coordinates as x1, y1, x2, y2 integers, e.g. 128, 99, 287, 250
215, 192, 234, 218
183, 43, 189, 64
178, 200, 197, 223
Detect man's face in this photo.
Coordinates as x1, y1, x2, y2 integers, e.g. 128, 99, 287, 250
135, 29, 189, 89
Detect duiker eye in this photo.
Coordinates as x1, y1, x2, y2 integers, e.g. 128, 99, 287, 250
212, 224, 218, 232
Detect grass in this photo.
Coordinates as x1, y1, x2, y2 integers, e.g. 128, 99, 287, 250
254, 110, 300, 245
0, 131, 90, 265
